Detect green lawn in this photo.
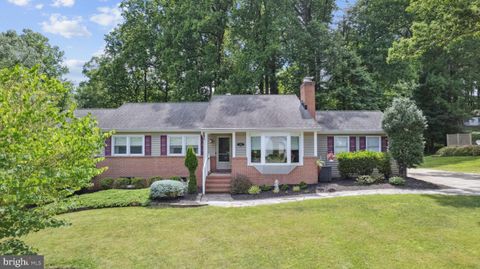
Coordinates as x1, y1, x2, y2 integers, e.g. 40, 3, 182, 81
25, 195, 480, 269
419, 156, 480, 174
45, 189, 150, 214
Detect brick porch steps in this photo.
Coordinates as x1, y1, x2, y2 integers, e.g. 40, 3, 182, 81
205, 172, 231, 193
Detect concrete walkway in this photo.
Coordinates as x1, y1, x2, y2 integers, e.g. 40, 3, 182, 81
408, 168, 480, 194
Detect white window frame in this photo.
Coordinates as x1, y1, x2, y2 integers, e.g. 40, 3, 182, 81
112, 135, 145, 156
366, 136, 381, 152
334, 136, 349, 154
246, 132, 303, 166
167, 134, 201, 156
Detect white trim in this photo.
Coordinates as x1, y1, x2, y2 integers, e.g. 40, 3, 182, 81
334, 136, 349, 154
112, 135, 145, 156
313, 131, 318, 157
366, 136, 381, 152
246, 131, 304, 166
232, 132, 236, 158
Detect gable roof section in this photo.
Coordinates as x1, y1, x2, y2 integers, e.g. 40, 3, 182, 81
316, 110, 384, 133
202, 95, 318, 130
75, 102, 208, 131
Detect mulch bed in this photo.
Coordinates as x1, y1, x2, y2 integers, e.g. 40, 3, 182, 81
232, 185, 318, 200
317, 177, 444, 192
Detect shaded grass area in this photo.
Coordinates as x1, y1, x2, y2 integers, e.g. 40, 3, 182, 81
419, 156, 480, 174
26, 195, 480, 269
45, 189, 150, 214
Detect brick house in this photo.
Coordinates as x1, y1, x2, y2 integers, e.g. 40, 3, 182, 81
75, 78, 396, 193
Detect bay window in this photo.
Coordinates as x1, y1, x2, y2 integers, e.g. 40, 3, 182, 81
334, 136, 349, 153
168, 135, 200, 156
113, 135, 144, 156
248, 133, 303, 165
366, 136, 381, 152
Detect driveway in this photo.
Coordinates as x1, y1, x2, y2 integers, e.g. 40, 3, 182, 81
409, 168, 480, 194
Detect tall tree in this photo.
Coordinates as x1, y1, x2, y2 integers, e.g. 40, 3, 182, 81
0, 66, 107, 254
0, 29, 67, 79
388, 0, 480, 150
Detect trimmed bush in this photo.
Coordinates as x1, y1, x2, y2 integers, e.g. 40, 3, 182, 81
185, 147, 198, 194
337, 151, 391, 178
148, 176, 163, 186
299, 181, 308, 190
259, 184, 272, 191
248, 185, 261, 195
150, 180, 186, 199
99, 178, 114, 190
280, 184, 290, 191
436, 145, 480, 156
130, 178, 146, 189
231, 174, 252, 194
389, 176, 406, 186
113, 178, 131, 189
356, 175, 377, 185
170, 176, 183, 182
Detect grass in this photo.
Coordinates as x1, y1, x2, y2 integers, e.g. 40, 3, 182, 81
25, 195, 480, 269
45, 189, 150, 214
419, 156, 480, 174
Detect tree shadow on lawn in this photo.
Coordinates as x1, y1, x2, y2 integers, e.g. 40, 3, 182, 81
423, 194, 480, 209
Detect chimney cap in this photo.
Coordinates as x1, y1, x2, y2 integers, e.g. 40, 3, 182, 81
303, 76, 314, 83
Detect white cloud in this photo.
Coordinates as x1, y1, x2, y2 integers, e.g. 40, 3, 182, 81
41, 14, 91, 38
65, 58, 86, 84
52, 0, 74, 7
90, 5, 122, 27
7, 0, 30, 6
35, 3, 44, 9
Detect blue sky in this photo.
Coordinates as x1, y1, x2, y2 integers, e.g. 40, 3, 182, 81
1, 0, 353, 84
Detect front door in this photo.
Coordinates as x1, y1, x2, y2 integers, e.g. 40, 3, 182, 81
217, 136, 231, 170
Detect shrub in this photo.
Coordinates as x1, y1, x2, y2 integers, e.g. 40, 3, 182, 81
170, 176, 183, 182
113, 178, 131, 189
436, 145, 480, 156
337, 151, 391, 178
231, 174, 252, 194
248, 185, 261, 195
130, 178, 146, 189
148, 176, 163, 186
150, 180, 186, 199
185, 147, 198, 194
292, 186, 300, 192
356, 175, 377, 185
472, 132, 480, 144
99, 178, 114, 190
299, 181, 308, 190
260, 184, 272, 191
389, 176, 406, 186
280, 184, 290, 191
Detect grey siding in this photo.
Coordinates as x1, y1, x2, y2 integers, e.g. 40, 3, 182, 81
236, 132, 246, 157
151, 134, 160, 156
303, 132, 315, 157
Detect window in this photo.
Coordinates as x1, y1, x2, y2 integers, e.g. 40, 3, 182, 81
248, 133, 302, 165
186, 136, 200, 154
291, 136, 300, 163
334, 136, 349, 153
366, 136, 381, 152
265, 136, 287, 163
113, 135, 144, 156
251, 136, 261, 163
168, 135, 201, 156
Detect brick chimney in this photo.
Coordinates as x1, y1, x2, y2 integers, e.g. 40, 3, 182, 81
300, 77, 316, 119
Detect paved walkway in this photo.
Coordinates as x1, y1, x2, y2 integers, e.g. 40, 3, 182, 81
408, 168, 480, 194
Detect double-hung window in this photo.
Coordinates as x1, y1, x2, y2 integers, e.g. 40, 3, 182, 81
113, 135, 144, 156
248, 133, 302, 165
168, 135, 200, 156
334, 136, 349, 153
366, 136, 381, 152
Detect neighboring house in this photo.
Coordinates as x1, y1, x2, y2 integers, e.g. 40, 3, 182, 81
75, 78, 395, 193
465, 117, 480, 127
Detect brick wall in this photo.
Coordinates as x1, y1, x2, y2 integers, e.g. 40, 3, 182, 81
231, 157, 318, 185
95, 156, 203, 188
